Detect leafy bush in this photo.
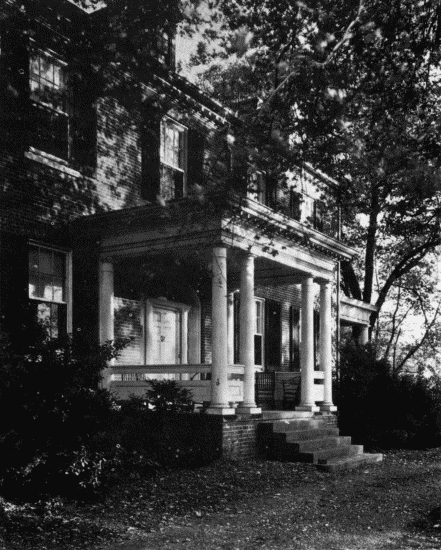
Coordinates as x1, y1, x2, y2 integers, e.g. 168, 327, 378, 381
146, 379, 194, 414
0, 332, 128, 501
336, 342, 441, 450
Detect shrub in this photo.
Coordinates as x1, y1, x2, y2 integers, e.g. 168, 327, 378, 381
146, 379, 194, 414
0, 332, 129, 501
336, 342, 441, 450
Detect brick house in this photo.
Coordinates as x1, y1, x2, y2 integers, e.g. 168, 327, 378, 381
0, 0, 380, 466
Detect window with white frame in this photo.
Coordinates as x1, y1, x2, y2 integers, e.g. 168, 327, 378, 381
29, 49, 69, 160
28, 245, 70, 338
160, 118, 187, 200
248, 170, 266, 204
255, 298, 264, 366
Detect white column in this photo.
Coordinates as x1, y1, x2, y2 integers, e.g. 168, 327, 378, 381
227, 292, 235, 367
297, 276, 319, 412
320, 281, 336, 412
207, 247, 234, 415
358, 325, 369, 345
237, 253, 260, 414
180, 308, 189, 381
99, 260, 114, 389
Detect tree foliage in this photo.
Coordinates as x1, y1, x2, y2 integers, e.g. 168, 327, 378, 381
193, 0, 441, 345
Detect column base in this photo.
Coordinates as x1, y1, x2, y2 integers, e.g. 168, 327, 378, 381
206, 407, 236, 416
296, 404, 320, 412
320, 404, 337, 412
235, 405, 262, 416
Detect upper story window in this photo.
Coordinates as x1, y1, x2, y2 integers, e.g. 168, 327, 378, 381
148, 28, 176, 68
160, 118, 187, 200
248, 170, 266, 204
29, 50, 70, 161
28, 244, 70, 338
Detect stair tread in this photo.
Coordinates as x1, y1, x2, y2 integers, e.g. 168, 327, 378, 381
284, 430, 340, 443
287, 436, 352, 453
317, 453, 384, 471
320, 452, 383, 465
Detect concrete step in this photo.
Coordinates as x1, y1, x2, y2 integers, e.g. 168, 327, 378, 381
257, 416, 383, 472
262, 411, 314, 421
307, 444, 364, 463
288, 435, 352, 454
272, 419, 321, 433
285, 427, 340, 442
317, 452, 384, 472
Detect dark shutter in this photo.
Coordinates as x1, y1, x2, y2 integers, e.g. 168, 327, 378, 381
314, 310, 320, 368
265, 173, 278, 210
141, 108, 161, 202
290, 306, 300, 371
70, 65, 97, 173
290, 190, 302, 221
0, 232, 29, 343
72, 242, 100, 345
187, 128, 205, 189
265, 299, 281, 370
0, 23, 29, 148
231, 133, 248, 194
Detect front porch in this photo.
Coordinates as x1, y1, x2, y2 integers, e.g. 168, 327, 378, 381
74, 197, 357, 416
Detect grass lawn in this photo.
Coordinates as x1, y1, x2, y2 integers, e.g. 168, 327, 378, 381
2, 448, 441, 549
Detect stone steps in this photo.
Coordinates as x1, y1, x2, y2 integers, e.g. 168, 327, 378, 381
257, 416, 383, 472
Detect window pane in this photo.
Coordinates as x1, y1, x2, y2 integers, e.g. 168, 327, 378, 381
29, 271, 40, 298
40, 55, 53, 82
29, 247, 39, 272
53, 277, 64, 302
41, 274, 53, 301
53, 252, 65, 278
37, 302, 51, 329
40, 249, 52, 275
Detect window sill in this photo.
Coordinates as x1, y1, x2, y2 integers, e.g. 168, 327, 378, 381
25, 149, 81, 177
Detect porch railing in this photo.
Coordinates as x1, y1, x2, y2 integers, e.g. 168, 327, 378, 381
110, 365, 325, 407
110, 364, 245, 404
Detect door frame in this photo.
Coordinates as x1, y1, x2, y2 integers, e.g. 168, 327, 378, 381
142, 298, 191, 365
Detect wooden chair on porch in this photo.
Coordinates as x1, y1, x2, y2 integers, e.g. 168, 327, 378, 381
255, 371, 276, 409
282, 375, 301, 410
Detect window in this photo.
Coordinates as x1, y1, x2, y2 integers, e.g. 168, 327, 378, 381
157, 30, 174, 66
160, 118, 187, 200
29, 50, 69, 160
233, 296, 265, 367
314, 200, 326, 232
248, 171, 266, 204
255, 298, 264, 366
290, 189, 303, 221
28, 245, 69, 338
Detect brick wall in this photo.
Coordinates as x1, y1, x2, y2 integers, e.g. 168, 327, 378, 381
222, 419, 259, 459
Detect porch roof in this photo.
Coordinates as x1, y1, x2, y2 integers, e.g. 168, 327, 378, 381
71, 196, 357, 283
340, 296, 378, 326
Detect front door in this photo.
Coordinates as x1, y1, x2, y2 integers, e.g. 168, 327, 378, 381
151, 306, 181, 365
